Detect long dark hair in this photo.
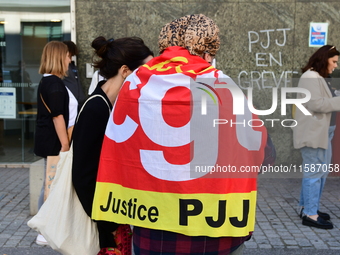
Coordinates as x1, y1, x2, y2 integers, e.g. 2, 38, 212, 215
91, 36, 153, 79
302, 45, 340, 78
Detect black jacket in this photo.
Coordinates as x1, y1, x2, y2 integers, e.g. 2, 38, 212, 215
63, 62, 86, 109
72, 81, 112, 216
34, 75, 69, 157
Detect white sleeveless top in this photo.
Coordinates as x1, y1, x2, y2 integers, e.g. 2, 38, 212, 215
66, 87, 78, 128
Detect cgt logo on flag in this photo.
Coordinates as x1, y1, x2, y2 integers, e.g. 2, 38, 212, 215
92, 46, 267, 237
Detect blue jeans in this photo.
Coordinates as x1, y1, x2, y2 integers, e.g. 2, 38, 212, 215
299, 125, 335, 216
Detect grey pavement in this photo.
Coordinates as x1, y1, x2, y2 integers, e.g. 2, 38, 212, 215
1, 167, 340, 255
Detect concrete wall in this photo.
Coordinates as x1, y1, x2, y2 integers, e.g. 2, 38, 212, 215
75, 0, 340, 166
29, 159, 44, 215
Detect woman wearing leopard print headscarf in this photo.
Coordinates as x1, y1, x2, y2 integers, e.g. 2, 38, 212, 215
95, 14, 268, 255
130, 14, 264, 255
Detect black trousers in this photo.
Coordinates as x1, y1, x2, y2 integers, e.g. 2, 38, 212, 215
96, 220, 119, 248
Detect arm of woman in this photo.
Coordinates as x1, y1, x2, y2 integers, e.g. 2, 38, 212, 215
299, 71, 340, 113
53, 114, 70, 152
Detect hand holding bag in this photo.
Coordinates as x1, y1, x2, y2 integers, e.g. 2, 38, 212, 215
28, 95, 110, 255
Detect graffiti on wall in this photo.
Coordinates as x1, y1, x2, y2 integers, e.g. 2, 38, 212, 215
238, 28, 298, 89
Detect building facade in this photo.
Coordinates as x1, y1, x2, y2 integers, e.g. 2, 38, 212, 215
1, 0, 340, 166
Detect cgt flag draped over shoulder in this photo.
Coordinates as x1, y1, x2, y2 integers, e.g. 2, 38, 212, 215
92, 46, 267, 237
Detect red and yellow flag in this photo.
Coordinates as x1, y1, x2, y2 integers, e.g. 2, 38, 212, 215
92, 46, 267, 237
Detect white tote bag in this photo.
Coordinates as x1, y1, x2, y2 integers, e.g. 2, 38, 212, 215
28, 144, 100, 255
27, 95, 110, 255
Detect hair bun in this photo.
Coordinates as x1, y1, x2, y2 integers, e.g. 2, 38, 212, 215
92, 36, 110, 58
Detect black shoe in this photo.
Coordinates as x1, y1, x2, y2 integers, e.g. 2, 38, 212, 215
299, 208, 330, 221
317, 210, 330, 221
302, 216, 333, 229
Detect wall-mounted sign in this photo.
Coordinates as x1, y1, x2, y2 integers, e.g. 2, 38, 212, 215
0, 88, 16, 118
309, 22, 328, 47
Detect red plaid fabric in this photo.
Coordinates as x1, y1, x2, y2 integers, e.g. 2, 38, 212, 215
133, 227, 250, 255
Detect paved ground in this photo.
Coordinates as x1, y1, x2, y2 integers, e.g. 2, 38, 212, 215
0, 167, 339, 255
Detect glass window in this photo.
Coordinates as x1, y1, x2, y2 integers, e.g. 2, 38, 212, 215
0, 0, 71, 163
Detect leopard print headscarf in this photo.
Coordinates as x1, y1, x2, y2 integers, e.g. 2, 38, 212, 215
158, 14, 220, 56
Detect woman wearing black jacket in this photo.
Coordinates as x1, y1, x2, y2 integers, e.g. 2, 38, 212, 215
72, 36, 153, 255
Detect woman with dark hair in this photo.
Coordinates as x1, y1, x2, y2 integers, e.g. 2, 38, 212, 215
72, 36, 153, 255
293, 45, 340, 229
62, 41, 86, 110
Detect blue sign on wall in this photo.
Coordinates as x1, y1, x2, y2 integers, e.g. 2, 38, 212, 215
309, 23, 328, 47
0, 88, 16, 119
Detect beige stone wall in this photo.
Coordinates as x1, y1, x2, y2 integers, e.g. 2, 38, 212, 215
75, 0, 340, 166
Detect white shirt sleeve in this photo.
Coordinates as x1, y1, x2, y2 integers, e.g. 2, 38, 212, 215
65, 86, 78, 128
88, 70, 105, 95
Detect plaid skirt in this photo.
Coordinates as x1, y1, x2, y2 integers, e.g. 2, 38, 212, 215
133, 227, 250, 255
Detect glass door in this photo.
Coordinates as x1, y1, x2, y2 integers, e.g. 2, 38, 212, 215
0, 1, 71, 163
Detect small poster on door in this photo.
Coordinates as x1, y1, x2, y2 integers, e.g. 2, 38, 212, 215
309, 23, 328, 47
0, 87, 16, 119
